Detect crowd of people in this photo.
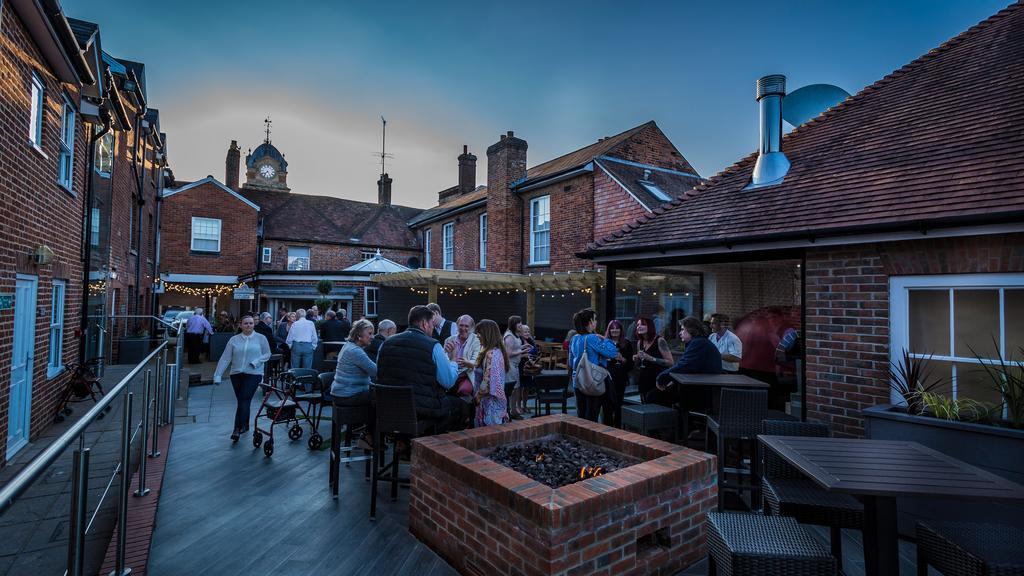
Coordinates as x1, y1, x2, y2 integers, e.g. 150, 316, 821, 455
203, 299, 748, 444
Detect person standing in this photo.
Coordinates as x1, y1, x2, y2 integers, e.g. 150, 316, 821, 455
503, 316, 529, 419
286, 309, 318, 369
319, 310, 348, 357
375, 305, 470, 433
213, 315, 272, 442
336, 308, 352, 339
709, 313, 742, 374
473, 320, 509, 427
568, 309, 618, 422
444, 315, 481, 393
604, 320, 634, 428
184, 307, 214, 364
426, 303, 456, 345
366, 319, 396, 361
649, 316, 722, 407
632, 317, 674, 402
254, 312, 277, 350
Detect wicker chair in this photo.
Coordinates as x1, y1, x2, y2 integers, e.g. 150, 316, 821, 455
760, 419, 863, 562
325, 373, 372, 498
916, 521, 1024, 576
705, 388, 768, 511
370, 384, 434, 519
706, 512, 836, 575
532, 373, 571, 415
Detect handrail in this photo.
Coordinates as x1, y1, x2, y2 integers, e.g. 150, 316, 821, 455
0, 340, 169, 515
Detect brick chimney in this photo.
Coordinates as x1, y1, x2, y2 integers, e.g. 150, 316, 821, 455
225, 140, 240, 190
458, 145, 477, 194
377, 173, 393, 206
486, 130, 527, 273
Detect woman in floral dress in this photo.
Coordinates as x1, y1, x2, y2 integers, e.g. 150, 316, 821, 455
473, 320, 510, 427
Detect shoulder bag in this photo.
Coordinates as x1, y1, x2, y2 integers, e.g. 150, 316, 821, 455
573, 336, 608, 397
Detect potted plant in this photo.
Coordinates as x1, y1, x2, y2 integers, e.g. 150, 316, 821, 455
863, 346, 1024, 533
117, 326, 157, 364
315, 279, 333, 317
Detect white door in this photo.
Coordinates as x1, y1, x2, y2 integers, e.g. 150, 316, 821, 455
7, 275, 38, 459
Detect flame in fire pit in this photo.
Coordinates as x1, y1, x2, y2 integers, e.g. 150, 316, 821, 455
579, 466, 605, 479
535, 454, 546, 462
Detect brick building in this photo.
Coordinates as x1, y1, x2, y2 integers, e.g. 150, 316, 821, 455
382, 122, 703, 336
586, 3, 1024, 437
0, 0, 94, 461
159, 137, 424, 320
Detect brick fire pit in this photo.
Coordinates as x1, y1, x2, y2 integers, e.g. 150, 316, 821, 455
410, 414, 716, 576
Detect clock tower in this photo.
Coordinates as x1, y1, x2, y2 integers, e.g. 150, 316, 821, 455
243, 118, 290, 191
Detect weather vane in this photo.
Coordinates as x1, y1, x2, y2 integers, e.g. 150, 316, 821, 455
264, 116, 272, 144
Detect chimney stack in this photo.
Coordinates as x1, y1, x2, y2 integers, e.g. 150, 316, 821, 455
486, 130, 528, 272
748, 74, 790, 188
226, 140, 241, 190
377, 173, 393, 206
458, 144, 477, 195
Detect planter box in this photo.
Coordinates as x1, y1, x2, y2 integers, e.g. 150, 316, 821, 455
116, 337, 158, 365
863, 405, 1024, 535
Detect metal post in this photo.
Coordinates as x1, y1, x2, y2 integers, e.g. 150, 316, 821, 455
66, 445, 89, 576
150, 366, 161, 457
135, 372, 151, 498
111, 392, 133, 576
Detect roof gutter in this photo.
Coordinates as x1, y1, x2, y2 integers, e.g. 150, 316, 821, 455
40, 0, 95, 85
514, 162, 593, 193
580, 213, 1024, 261
406, 198, 487, 228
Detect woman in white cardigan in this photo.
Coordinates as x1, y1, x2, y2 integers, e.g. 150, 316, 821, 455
214, 314, 271, 442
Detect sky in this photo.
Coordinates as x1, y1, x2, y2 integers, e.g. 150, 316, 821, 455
62, 0, 1010, 209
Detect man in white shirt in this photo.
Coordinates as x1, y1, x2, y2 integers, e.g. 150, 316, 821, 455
286, 309, 319, 369
709, 313, 742, 373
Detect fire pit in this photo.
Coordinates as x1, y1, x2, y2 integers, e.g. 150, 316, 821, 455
410, 414, 716, 576
488, 436, 638, 488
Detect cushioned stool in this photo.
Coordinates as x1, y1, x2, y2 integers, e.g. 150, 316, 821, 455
706, 512, 836, 576
329, 401, 372, 499
621, 404, 677, 441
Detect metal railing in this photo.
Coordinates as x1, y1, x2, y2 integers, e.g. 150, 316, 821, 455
0, 320, 182, 576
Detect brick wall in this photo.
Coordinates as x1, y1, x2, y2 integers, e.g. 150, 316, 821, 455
0, 3, 88, 461
159, 182, 259, 277
520, 174, 596, 274
606, 123, 695, 174
594, 167, 649, 242
261, 239, 420, 273
804, 233, 1024, 438
485, 132, 528, 274
418, 207, 488, 271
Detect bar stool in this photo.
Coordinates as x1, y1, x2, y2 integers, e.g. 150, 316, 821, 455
328, 379, 372, 499
705, 388, 767, 511
621, 404, 678, 441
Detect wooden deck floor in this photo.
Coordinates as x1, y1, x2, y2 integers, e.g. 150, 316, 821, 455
148, 377, 927, 576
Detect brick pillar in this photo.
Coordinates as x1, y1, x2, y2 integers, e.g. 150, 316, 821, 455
225, 140, 240, 190
486, 131, 527, 273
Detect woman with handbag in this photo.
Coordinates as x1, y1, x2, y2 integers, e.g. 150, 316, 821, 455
604, 320, 634, 428
472, 320, 510, 427
568, 308, 620, 422
503, 316, 530, 419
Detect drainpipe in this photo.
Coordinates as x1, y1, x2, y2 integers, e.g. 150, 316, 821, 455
79, 105, 113, 363
152, 154, 166, 323
130, 107, 146, 332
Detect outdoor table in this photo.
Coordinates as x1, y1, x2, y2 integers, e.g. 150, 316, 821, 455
668, 372, 769, 415
758, 435, 1024, 576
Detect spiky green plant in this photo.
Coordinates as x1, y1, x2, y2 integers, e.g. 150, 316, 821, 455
890, 350, 948, 414
972, 342, 1024, 429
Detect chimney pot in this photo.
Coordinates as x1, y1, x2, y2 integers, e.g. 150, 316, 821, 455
748, 74, 790, 188
507, 130, 514, 137
456, 146, 477, 198
463, 144, 468, 154
377, 173, 393, 206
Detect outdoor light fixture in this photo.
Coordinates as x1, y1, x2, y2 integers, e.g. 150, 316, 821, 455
31, 245, 55, 265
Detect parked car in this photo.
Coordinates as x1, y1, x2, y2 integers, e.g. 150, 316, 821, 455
156, 307, 185, 336
166, 310, 194, 340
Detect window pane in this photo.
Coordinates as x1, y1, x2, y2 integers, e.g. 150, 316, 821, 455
954, 362, 1002, 407
953, 289, 999, 359
909, 290, 950, 356
920, 359, 954, 397
1005, 289, 1024, 359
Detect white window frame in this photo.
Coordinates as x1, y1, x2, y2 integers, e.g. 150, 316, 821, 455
890, 273, 1024, 405
287, 246, 310, 271
262, 246, 272, 264
190, 217, 222, 253
361, 251, 375, 261
58, 95, 75, 191
424, 229, 432, 269
95, 129, 114, 175
364, 286, 379, 318
529, 196, 551, 265
90, 207, 100, 247
29, 73, 44, 149
48, 280, 66, 377
442, 222, 454, 270
479, 213, 487, 270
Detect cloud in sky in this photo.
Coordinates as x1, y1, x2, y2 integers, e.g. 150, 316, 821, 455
62, 0, 1010, 208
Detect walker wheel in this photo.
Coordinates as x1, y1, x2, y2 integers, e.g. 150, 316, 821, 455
288, 425, 303, 441
263, 440, 274, 457
308, 433, 323, 450
253, 431, 263, 448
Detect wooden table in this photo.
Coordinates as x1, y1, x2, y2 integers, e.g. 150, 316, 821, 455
759, 435, 1024, 576
669, 373, 769, 389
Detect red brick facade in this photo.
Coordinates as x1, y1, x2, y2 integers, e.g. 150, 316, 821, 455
804, 233, 1024, 437
260, 241, 419, 273
0, 2, 89, 461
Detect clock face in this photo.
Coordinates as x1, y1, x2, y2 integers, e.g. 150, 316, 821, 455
259, 164, 276, 179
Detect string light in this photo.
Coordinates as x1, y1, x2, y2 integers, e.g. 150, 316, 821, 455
162, 281, 243, 297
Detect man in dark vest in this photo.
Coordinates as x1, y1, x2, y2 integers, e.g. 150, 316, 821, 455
319, 310, 348, 357
376, 305, 470, 433
426, 302, 456, 345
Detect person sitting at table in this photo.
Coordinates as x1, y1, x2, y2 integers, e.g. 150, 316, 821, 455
444, 315, 481, 396
632, 317, 674, 402
472, 319, 510, 426
330, 319, 377, 447
709, 313, 742, 374
648, 316, 721, 407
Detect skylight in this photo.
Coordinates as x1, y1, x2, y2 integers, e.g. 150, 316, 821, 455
639, 181, 670, 202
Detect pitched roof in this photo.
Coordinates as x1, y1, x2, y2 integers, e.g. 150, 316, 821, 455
343, 250, 410, 273
163, 176, 260, 211
239, 187, 423, 248
595, 156, 704, 210
524, 121, 697, 183
406, 186, 487, 227
588, 1, 1024, 256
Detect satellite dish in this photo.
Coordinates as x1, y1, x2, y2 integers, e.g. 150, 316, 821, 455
783, 84, 851, 127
